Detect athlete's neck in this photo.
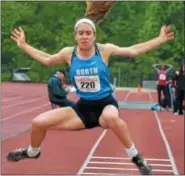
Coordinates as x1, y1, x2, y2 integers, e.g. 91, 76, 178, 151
77, 46, 95, 59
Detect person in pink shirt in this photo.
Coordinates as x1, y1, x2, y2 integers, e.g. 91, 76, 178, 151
153, 64, 173, 110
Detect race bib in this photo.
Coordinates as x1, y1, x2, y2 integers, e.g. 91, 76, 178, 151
74, 75, 100, 92
159, 74, 166, 80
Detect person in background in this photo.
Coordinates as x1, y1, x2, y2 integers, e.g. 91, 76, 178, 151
174, 64, 185, 115
153, 64, 173, 110
171, 71, 179, 99
48, 70, 75, 109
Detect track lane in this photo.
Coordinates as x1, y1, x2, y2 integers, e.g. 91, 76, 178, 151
1, 84, 129, 175
1, 83, 183, 175
79, 91, 180, 175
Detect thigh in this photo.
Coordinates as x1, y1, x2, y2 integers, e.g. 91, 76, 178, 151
34, 107, 85, 130
49, 116, 85, 130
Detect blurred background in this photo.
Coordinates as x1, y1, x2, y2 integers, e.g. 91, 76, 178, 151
1, 1, 184, 87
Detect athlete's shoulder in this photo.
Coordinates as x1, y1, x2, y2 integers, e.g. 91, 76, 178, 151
96, 43, 113, 52
58, 46, 76, 63
96, 43, 115, 59
97, 43, 118, 51
60, 46, 75, 56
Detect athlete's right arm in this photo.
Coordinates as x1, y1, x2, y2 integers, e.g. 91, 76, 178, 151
19, 44, 71, 66
11, 26, 71, 66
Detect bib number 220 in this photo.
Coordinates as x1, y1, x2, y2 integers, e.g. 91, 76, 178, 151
81, 81, 95, 89
75, 75, 100, 92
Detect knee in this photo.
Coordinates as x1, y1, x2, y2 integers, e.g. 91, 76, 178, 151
101, 105, 126, 128
32, 116, 46, 130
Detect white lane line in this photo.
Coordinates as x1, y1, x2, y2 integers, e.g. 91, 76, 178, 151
2, 96, 47, 109
77, 130, 107, 174
91, 156, 170, 161
148, 92, 179, 175
77, 91, 132, 175
147, 91, 153, 102
89, 161, 172, 167
85, 167, 173, 172
2, 126, 31, 141
1, 96, 22, 102
2, 103, 49, 121
123, 91, 132, 101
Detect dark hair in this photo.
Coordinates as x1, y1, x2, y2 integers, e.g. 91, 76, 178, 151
179, 64, 185, 75
57, 70, 66, 76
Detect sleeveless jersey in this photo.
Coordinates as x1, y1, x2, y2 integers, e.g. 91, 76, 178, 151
158, 70, 167, 86
69, 44, 113, 100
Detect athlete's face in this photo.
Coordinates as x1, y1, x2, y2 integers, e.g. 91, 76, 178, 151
75, 23, 95, 50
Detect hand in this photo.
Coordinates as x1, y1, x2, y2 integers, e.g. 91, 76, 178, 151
64, 86, 70, 93
159, 25, 174, 43
11, 26, 26, 48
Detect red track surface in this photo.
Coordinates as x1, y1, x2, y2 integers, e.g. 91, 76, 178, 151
1, 82, 184, 175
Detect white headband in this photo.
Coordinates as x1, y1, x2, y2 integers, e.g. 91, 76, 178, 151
74, 18, 96, 32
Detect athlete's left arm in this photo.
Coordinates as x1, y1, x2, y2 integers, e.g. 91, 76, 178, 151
106, 25, 174, 58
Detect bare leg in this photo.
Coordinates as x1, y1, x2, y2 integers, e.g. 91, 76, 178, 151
99, 106, 132, 148
30, 107, 85, 147
7, 107, 85, 161
99, 105, 152, 175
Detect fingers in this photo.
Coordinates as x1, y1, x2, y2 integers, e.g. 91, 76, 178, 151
11, 26, 24, 37
10, 36, 18, 42
160, 25, 174, 41
19, 26, 24, 34
14, 28, 21, 35
167, 32, 174, 40
165, 25, 171, 33
162, 25, 174, 38
167, 32, 174, 37
167, 36, 174, 40
11, 30, 19, 39
11, 28, 20, 38
162, 25, 171, 33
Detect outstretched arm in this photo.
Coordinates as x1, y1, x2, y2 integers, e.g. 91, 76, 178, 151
11, 26, 70, 66
106, 25, 174, 58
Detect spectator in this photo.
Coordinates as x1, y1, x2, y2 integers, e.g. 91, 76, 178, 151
48, 70, 75, 108
153, 64, 173, 110
174, 64, 185, 115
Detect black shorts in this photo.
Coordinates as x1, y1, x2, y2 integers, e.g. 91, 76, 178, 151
73, 94, 119, 129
